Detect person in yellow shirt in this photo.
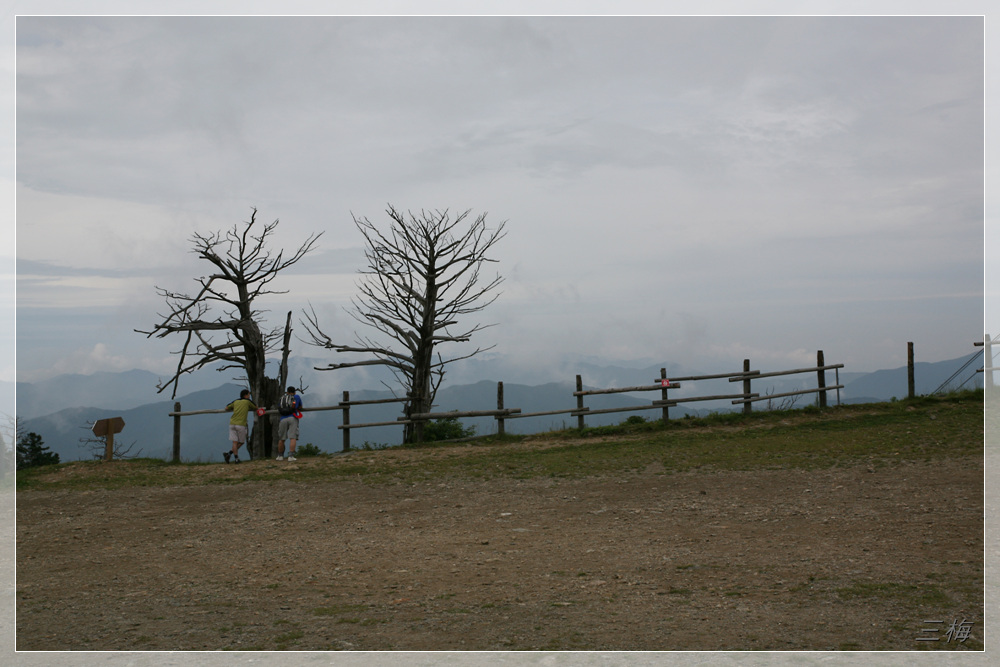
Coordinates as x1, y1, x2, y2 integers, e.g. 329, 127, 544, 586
224, 389, 257, 463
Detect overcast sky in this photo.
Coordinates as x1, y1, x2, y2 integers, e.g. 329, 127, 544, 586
7, 4, 993, 392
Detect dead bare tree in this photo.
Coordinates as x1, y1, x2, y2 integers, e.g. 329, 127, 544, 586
136, 208, 321, 459
303, 206, 505, 444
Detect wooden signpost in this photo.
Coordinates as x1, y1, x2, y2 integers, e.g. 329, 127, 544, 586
92, 417, 125, 461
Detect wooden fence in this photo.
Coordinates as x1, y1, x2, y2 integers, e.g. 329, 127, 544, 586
168, 392, 410, 463
168, 351, 842, 461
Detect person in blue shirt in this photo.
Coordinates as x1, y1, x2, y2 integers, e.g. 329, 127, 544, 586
275, 386, 302, 461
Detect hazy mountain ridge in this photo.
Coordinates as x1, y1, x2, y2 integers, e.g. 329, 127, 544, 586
7, 356, 705, 421
13, 353, 985, 463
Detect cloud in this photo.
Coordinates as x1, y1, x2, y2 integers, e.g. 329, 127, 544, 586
12, 15, 986, 383
16, 258, 151, 279
43, 342, 154, 378
70, 342, 127, 372
15, 185, 205, 270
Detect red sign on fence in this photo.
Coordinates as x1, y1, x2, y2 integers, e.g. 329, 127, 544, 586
660, 379, 671, 387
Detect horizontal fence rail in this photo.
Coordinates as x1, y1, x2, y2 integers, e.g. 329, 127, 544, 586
574, 383, 683, 396
402, 409, 522, 420
506, 407, 587, 419
656, 392, 762, 406
167, 350, 845, 461
168, 405, 346, 417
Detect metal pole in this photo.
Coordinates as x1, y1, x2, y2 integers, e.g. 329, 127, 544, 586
835, 368, 841, 406
986, 334, 995, 391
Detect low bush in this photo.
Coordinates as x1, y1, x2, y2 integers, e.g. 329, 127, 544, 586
422, 415, 476, 442
296, 443, 323, 457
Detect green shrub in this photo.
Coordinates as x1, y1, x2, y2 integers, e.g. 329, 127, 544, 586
360, 441, 391, 451
422, 416, 476, 442
297, 443, 323, 457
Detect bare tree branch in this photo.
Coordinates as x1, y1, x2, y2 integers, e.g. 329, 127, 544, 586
79, 422, 142, 460
301, 205, 505, 443
136, 208, 321, 459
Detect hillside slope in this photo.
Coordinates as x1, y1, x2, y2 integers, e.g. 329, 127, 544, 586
15, 393, 985, 651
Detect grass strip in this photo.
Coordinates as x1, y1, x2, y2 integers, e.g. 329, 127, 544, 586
15, 390, 984, 491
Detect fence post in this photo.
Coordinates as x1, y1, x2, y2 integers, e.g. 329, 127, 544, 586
742, 360, 753, 415
816, 350, 827, 408
497, 381, 506, 436
659, 368, 670, 424
341, 391, 350, 452
908, 342, 915, 399
986, 334, 995, 392
576, 375, 585, 429
172, 402, 181, 463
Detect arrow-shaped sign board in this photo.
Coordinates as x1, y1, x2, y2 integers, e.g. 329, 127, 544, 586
92, 417, 125, 438
92, 417, 125, 460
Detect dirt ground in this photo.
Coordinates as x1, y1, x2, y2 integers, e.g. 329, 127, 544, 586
14, 444, 984, 652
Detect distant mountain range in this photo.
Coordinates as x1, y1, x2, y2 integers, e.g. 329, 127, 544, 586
6, 356, 704, 421
9, 352, 985, 464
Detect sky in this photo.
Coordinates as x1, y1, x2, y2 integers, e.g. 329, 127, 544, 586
0, 3, 996, 664
6, 2, 994, 397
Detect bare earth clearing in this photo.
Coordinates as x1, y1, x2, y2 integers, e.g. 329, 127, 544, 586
16, 438, 983, 652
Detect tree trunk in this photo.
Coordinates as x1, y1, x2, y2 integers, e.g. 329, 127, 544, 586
406, 322, 436, 444
406, 256, 438, 444
250, 378, 281, 459
246, 313, 292, 459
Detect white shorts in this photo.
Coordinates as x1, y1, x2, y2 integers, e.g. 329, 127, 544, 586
229, 424, 248, 444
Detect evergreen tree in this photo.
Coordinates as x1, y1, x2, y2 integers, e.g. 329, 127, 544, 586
16, 432, 60, 470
